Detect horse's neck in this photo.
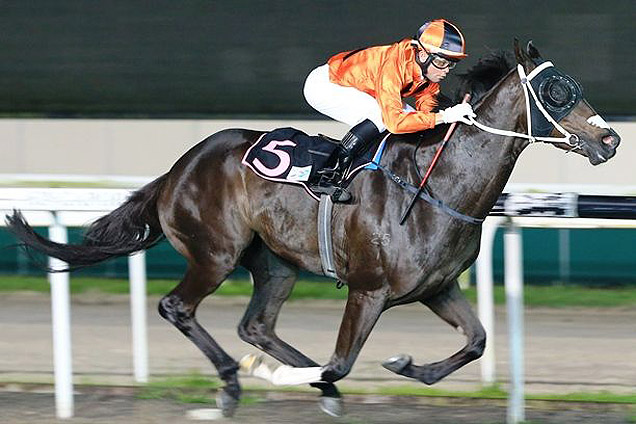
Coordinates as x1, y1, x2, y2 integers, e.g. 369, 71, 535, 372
410, 71, 529, 219
452, 71, 529, 217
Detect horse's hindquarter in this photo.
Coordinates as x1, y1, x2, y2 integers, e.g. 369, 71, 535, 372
157, 127, 347, 276
243, 177, 326, 274
157, 129, 267, 264
235, 137, 328, 274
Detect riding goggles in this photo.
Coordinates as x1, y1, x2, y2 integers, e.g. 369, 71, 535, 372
429, 54, 458, 70
415, 41, 460, 70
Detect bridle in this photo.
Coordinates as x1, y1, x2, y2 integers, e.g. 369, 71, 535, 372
404, 60, 588, 223
467, 61, 584, 152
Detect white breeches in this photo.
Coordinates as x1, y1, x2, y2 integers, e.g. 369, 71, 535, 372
303, 64, 415, 132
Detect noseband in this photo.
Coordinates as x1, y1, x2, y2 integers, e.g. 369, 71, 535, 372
468, 62, 584, 151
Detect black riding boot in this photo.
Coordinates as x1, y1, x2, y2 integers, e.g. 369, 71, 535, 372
312, 119, 380, 202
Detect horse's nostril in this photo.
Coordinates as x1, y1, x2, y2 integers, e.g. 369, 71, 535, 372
602, 135, 618, 148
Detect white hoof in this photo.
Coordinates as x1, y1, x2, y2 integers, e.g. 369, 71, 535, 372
270, 365, 324, 386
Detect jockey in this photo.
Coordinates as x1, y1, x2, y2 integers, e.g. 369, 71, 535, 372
304, 18, 475, 202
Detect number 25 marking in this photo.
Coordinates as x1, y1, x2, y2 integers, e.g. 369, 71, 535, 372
251, 140, 297, 177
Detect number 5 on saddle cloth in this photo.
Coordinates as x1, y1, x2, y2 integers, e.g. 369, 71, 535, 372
242, 127, 387, 201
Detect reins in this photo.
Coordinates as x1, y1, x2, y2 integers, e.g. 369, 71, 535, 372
394, 61, 584, 225
377, 163, 484, 225
399, 94, 471, 224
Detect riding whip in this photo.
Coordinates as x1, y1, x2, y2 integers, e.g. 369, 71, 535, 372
399, 93, 471, 225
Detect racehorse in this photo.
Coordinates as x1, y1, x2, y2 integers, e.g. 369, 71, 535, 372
5, 40, 620, 418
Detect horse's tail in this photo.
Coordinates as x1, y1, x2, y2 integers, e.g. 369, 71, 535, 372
5, 174, 168, 272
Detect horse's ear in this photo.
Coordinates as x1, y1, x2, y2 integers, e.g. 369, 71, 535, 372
526, 40, 544, 65
513, 38, 527, 65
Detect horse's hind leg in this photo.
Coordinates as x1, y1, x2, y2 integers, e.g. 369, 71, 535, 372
238, 240, 342, 416
158, 263, 241, 417
382, 280, 486, 385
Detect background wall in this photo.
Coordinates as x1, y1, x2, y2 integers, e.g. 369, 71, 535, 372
0, 1, 634, 117
1, 119, 634, 189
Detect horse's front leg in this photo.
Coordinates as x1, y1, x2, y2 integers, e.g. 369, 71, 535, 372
382, 280, 486, 385
255, 287, 388, 386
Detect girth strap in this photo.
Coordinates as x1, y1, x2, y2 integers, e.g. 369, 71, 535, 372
317, 194, 340, 281
377, 164, 484, 225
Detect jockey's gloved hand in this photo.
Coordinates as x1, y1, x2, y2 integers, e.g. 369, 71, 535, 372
440, 103, 476, 125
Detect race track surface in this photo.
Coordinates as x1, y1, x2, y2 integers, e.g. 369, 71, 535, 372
1, 293, 634, 422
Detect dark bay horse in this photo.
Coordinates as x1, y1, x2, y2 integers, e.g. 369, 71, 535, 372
6, 41, 620, 417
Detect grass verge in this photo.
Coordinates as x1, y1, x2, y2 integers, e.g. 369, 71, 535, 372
139, 374, 636, 405
1, 274, 636, 308
138, 373, 261, 405
364, 385, 636, 404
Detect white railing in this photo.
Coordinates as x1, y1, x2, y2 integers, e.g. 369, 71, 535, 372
0, 188, 144, 420
476, 192, 636, 424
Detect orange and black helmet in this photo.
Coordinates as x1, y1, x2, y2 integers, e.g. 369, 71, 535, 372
415, 19, 467, 60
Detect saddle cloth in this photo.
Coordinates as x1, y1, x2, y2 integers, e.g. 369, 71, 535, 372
241, 127, 387, 201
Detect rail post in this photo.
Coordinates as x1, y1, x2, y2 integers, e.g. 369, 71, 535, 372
504, 220, 525, 424
476, 216, 504, 385
48, 212, 74, 419
129, 251, 149, 383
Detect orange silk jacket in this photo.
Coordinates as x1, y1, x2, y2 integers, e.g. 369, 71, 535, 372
328, 39, 440, 134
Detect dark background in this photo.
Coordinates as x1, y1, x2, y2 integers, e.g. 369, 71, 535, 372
1, 0, 634, 118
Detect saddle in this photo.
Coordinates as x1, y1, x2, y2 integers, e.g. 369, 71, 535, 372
242, 127, 387, 201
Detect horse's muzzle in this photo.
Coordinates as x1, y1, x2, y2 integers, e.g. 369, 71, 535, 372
587, 130, 620, 165
602, 130, 620, 149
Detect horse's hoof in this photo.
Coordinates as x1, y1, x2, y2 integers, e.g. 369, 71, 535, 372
216, 389, 239, 417
382, 354, 412, 374
319, 395, 344, 417
239, 353, 263, 374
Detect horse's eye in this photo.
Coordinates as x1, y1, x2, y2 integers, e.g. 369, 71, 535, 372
547, 81, 570, 104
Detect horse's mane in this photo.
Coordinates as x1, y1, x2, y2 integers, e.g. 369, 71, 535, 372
454, 50, 516, 104
435, 50, 515, 110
